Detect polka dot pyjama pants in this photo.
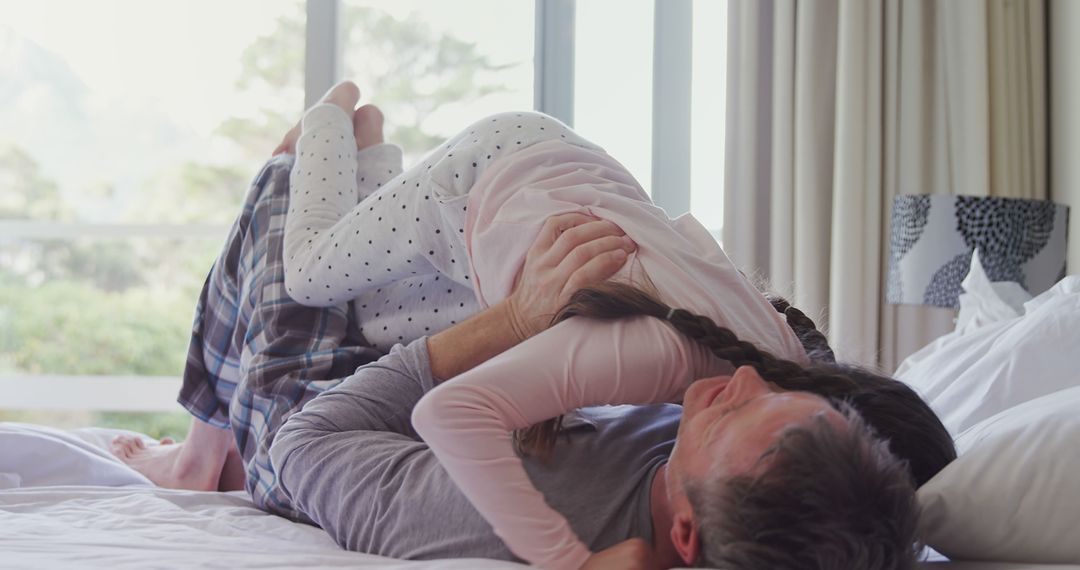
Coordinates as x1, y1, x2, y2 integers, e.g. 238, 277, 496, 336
284, 105, 600, 352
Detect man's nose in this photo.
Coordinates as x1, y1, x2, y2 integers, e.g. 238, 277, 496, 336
729, 365, 772, 398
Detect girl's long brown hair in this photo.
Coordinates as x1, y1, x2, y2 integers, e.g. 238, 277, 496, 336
513, 282, 955, 487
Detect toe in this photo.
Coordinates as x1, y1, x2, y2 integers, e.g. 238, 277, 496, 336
110, 441, 128, 459
160, 437, 175, 445
323, 80, 361, 110
337, 80, 360, 99
354, 104, 383, 126
353, 104, 385, 150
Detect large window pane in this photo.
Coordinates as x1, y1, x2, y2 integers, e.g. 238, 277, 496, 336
0, 236, 221, 376
0, 409, 191, 441
342, 0, 535, 164
574, 0, 654, 194
690, 0, 727, 238
0, 0, 305, 225
0, 233, 220, 437
1, 0, 304, 434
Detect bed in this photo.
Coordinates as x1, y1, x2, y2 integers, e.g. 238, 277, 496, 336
0, 484, 1073, 570
3, 262, 1079, 569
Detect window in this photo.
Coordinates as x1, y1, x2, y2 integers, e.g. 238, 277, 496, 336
2, 0, 726, 438
1, 0, 306, 438
343, 1, 535, 164
574, 0, 654, 194
690, 0, 727, 239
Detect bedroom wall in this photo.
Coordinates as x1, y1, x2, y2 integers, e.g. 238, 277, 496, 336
1050, 0, 1080, 274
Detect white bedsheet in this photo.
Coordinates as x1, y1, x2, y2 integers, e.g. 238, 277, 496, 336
2, 485, 1077, 570
0, 423, 155, 489
0, 485, 524, 570
3, 397, 1078, 568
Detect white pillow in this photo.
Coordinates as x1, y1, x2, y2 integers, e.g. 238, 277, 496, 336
917, 386, 1080, 564
896, 275, 1080, 436
0, 422, 155, 488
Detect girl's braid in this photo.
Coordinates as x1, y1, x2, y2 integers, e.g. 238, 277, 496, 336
516, 283, 858, 457
665, 307, 856, 396
530, 282, 955, 487
765, 293, 836, 364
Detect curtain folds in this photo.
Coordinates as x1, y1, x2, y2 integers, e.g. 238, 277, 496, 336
722, 0, 1048, 372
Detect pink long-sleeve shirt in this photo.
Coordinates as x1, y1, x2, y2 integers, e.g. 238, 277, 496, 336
411, 140, 807, 570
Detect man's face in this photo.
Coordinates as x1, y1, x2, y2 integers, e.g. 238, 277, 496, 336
667, 365, 846, 487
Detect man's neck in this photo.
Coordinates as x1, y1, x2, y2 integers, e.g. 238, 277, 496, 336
650, 463, 683, 568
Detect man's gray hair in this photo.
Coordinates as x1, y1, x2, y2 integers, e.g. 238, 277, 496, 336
685, 405, 922, 570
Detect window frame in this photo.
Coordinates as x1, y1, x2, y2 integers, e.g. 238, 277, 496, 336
2, 0, 703, 413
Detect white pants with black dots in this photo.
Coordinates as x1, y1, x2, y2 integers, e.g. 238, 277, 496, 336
288, 109, 601, 352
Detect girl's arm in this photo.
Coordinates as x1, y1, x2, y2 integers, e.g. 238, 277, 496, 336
411, 315, 718, 570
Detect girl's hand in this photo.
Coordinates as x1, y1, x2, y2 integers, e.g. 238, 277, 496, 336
505, 213, 636, 341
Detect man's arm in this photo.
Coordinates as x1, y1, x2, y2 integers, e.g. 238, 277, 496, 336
269, 213, 635, 550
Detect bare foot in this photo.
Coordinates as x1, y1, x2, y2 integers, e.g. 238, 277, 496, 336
320, 80, 361, 116
110, 435, 222, 491
272, 81, 363, 157
353, 104, 385, 151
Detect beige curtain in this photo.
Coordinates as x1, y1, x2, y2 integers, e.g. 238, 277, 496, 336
723, 0, 1047, 372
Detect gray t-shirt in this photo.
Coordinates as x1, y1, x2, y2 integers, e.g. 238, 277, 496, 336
270, 338, 680, 562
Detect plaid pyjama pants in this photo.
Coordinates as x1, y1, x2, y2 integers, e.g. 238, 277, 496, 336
177, 155, 383, 519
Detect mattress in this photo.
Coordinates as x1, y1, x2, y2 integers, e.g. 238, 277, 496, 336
2, 484, 1077, 570
0, 485, 522, 570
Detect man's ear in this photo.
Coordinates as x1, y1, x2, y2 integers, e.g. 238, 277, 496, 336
670, 510, 700, 565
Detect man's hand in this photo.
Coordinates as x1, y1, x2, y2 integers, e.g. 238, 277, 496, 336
505, 213, 636, 341
580, 539, 659, 570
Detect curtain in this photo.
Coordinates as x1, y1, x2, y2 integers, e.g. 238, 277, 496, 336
723, 0, 1047, 372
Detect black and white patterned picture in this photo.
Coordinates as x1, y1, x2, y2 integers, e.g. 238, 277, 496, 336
887, 195, 1070, 309
886, 195, 931, 304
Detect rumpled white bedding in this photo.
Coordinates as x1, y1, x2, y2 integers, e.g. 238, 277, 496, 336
1, 425, 1077, 569
0, 485, 524, 569
1, 485, 1074, 570
0, 423, 522, 568
0, 423, 155, 489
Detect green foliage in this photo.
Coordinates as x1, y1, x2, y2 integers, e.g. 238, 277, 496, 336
0, 144, 70, 220
0, 410, 191, 441
227, 5, 519, 163
129, 160, 252, 225
340, 6, 516, 155
236, 4, 306, 95
0, 281, 190, 376
95, 411, 192, 441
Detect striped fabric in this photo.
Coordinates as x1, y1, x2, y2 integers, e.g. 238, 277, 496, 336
178, 155, 382, 518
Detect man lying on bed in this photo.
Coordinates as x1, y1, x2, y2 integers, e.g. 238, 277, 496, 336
111, 94, 953, 569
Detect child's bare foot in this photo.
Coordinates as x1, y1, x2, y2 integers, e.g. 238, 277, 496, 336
353, 104, 385, 151
272, 81, 362, 156
320, 80, 361, 117
110, 435, 222, 491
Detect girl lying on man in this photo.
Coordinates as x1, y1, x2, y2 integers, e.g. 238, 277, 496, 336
114, 81, 955, 570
